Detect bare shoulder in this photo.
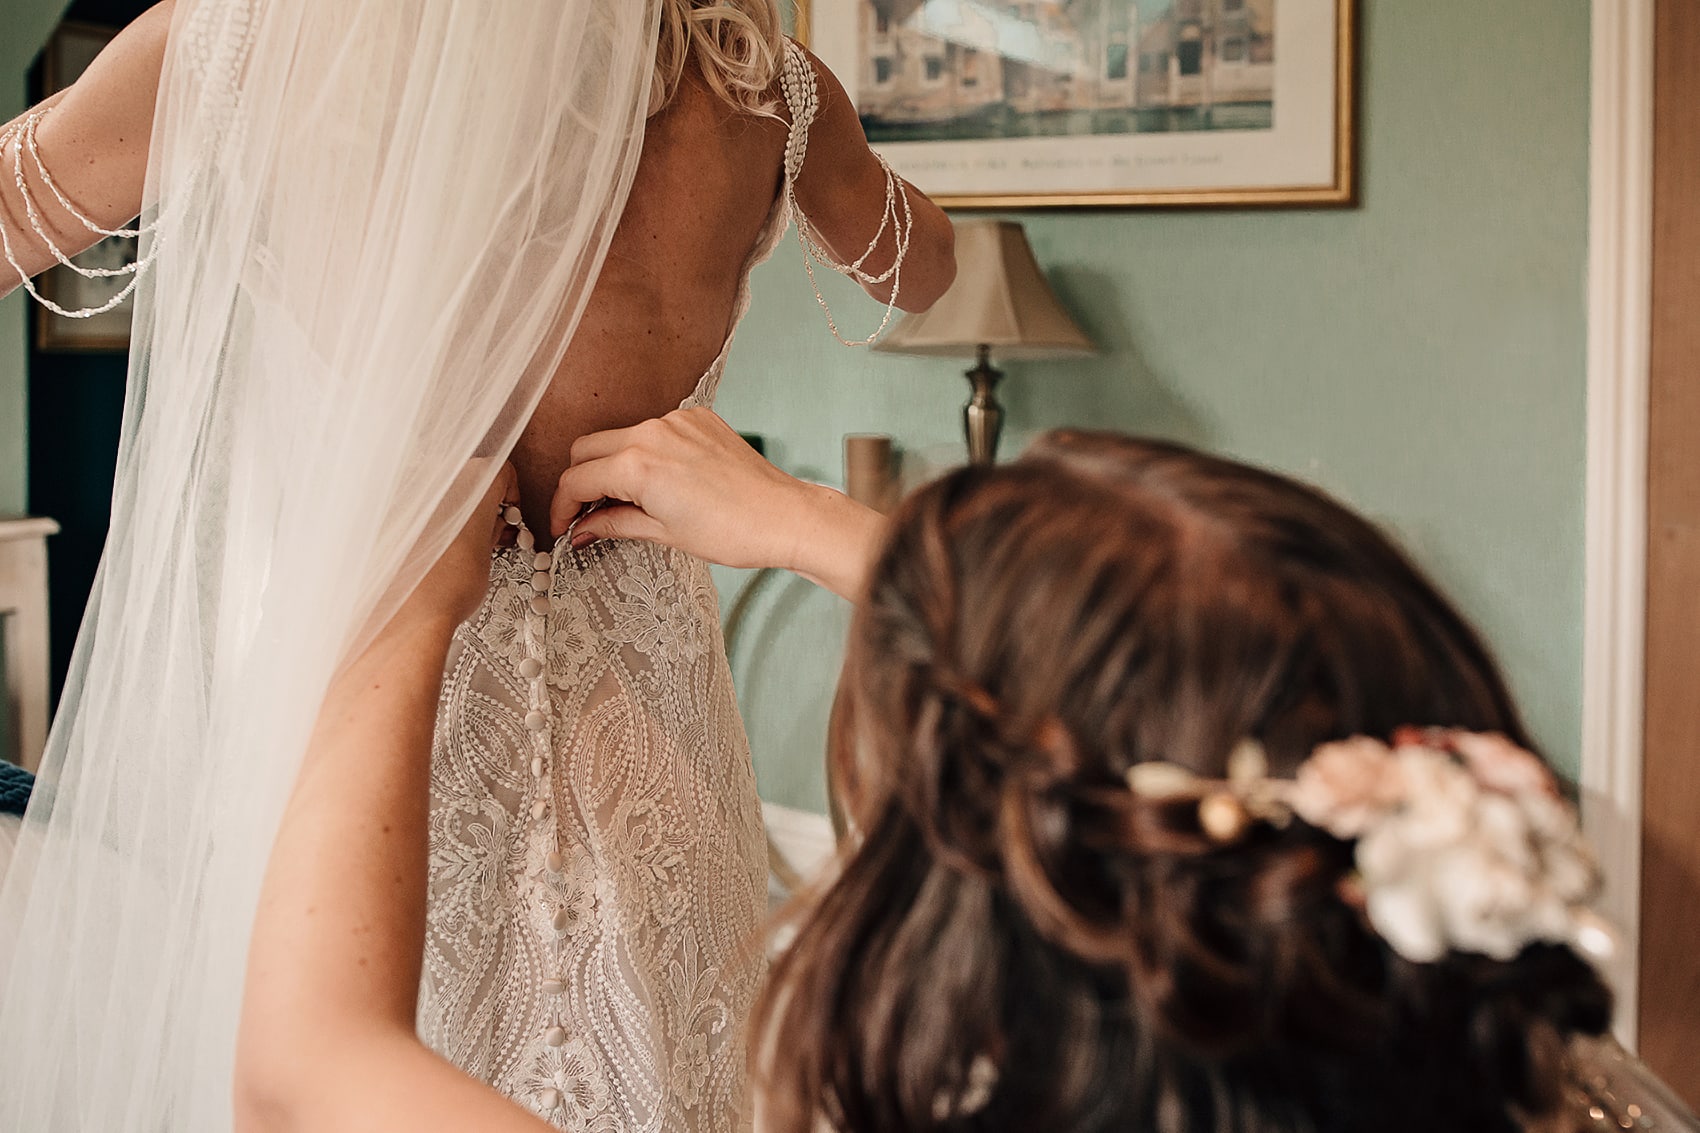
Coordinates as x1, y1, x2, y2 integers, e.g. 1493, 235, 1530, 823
774, 38, 872, 192
783, 40, 857, 130
769, 37, 957, 312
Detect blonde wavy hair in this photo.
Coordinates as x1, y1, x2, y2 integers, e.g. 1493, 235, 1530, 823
652, 0, 786, 116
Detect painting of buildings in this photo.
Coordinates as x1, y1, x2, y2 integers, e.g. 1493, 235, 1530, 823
854, 0, 1276, 141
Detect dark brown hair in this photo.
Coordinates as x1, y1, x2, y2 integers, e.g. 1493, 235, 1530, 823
754, 431, 1610, 1133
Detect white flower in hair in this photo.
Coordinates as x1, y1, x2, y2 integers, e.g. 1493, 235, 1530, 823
1290, 731, 1602, 965
1122, 731, 1609, 967
1450, 731, 1556, 798
1286, 737, 1407, 838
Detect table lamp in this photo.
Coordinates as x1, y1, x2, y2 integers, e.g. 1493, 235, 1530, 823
873, 219, 1095, 464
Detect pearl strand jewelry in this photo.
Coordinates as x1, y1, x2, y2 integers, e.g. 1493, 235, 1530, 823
0, 110, 160, 319
19, 112, 156, 243
1, 0, 258, 320
779, 42, 914, 348
793, 161, 912, 347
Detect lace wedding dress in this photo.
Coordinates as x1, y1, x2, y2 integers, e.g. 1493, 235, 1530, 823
0, 2, 672, 1128
419, 43, 821, 1133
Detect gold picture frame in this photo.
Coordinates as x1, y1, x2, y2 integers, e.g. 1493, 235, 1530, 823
34, 21, 136, 353
794, 0, 1356, 210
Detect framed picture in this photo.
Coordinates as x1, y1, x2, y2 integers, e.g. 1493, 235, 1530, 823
34, 21, 136, 352
796, 0, 1356, 209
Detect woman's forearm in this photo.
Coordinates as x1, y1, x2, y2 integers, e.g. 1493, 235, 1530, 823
237, 615, 449, 1114
236, 610, 552, 1133
243, 616, 451, 1031
556, 409, 892, 603
237, 468, 545, 1132
783, 481, 888, 603
0, 1, 173, 298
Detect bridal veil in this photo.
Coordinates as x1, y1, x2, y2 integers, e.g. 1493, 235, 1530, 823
0, 0, 659, 1126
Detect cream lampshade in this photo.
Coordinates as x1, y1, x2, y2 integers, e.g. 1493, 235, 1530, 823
874, 219, 1094, 464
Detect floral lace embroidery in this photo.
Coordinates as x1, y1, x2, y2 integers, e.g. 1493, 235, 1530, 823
421, 540, 766, 1133
418, 44, 824, 1129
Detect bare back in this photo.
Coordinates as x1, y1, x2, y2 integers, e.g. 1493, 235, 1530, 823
510, 69, 789, 532
4, 22, 954, 539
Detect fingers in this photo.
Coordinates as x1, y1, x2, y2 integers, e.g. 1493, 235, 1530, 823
566, 408, 728, 470
567, 419, 656, 467
491, 462, 520, 548
552, 408, 741, 539
568, 503, 666, 549
464, 460, 519, 549
460, 457, 515, 506
551, 453, 646, 537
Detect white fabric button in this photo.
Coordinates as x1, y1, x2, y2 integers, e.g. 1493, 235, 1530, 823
552, 908, 572, 933
530, 595, 550, 616
517, 528, 535, 552
525, 711, 548, 732
503, 505, 523, 525
531, 756, 544, 778
519, 658, 543, 679
538, 1087, 561, 1111
531, 800, 548, 821
546, 851, 565, 873
542, 978, 567, 996
531, 571, 551, 592
544, 1025, 567, 1048
533, 552, 552, 571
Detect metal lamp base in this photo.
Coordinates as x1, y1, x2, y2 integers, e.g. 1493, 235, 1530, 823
964, 344, 1004, 465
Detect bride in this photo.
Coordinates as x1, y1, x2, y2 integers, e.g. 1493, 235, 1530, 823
415, 8, 952, 1132
0, 2, 954, 1129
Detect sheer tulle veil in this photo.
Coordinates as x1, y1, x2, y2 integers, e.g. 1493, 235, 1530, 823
0, 0, 659, 1126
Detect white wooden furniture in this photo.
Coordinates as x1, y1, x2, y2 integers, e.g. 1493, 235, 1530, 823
0, 517, 59, 772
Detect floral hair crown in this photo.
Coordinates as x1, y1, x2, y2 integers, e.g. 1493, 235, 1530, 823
1126, 729, 1615, 967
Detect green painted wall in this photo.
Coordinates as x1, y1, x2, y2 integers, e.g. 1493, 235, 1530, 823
1, 0, 75, 761
1, 91, 33, 521
719, 0, 1593, 814
0, 2, 1592, 796
2, 0, 75, 517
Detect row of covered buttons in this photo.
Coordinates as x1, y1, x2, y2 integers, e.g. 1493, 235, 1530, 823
504, 507, 574, 1118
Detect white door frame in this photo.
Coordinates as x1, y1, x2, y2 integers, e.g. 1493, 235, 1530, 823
1580, 0, 1654, 1047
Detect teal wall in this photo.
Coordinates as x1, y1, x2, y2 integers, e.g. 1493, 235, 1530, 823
721, 0, 1593, 813
1, 146, 26, 517
2, 77, 33, 521
1, 0, 74, 761
1, 0, 74, 517
0, 2, 1593, 796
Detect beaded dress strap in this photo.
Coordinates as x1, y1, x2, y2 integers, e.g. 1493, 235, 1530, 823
779, 41, 819, 185
778, 40, 913, 348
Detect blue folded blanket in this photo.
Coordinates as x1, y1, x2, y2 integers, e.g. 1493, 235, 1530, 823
0, 761, 34, 816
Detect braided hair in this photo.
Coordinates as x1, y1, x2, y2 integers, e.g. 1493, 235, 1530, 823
754, 431, 1610, 1133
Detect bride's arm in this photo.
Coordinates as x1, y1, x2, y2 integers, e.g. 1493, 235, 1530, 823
235, 466, 552, 1133
552, 407, 890, 602
0, 1, 173, 299
787, 44, 957, 314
